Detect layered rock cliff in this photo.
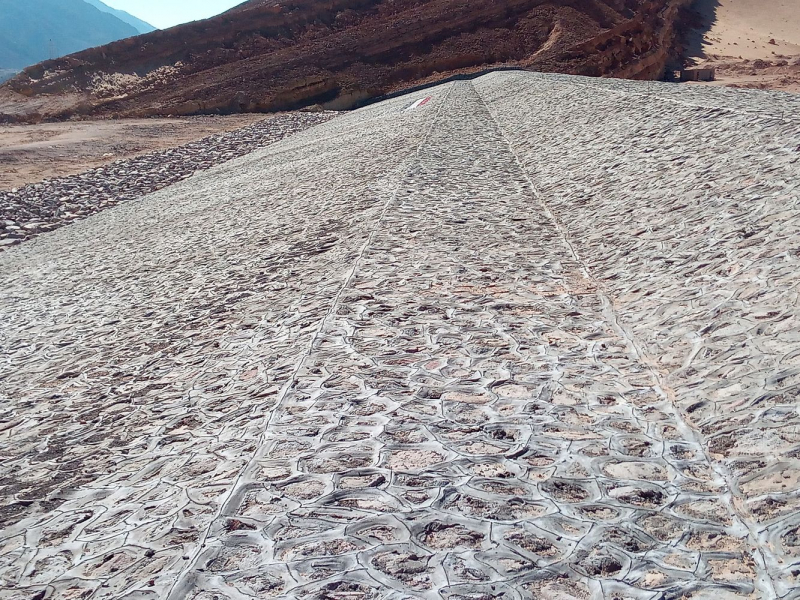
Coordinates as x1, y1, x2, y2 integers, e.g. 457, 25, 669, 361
0, 0, 693, 122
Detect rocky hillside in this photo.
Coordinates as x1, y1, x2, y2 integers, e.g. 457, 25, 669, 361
0, 0, 143, 71
0, 0, 693, 122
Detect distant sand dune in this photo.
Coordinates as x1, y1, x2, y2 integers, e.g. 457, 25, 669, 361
691, 0, 800, 60
687, 0, 800, 92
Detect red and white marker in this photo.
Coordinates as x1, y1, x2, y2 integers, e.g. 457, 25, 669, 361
406, 96, 432, 111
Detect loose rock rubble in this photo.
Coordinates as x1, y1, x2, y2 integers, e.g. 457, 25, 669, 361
0, 112, 338, 248
1, 74, 799, 599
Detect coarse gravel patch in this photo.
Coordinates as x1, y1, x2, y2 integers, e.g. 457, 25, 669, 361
0, 111, 339, 249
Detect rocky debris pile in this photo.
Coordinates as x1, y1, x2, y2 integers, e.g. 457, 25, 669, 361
0, 112, 338, 249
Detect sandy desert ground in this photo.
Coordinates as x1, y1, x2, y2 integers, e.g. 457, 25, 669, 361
687, 0, 800, 92
0, 115, 266, 190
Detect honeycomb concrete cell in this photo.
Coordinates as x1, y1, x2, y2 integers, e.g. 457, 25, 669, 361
1, 73, 800, 599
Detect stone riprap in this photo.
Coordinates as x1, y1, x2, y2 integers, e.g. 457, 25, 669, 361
1, 73, 799, 599
0, 112, 339, 248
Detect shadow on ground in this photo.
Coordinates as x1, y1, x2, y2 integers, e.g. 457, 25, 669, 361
682, 0, 720, 62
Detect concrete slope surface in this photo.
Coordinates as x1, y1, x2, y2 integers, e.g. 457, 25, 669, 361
1, 73, 800, 599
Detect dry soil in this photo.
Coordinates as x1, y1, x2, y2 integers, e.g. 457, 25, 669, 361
0, 114, 265, 190
687, 0, 800, 92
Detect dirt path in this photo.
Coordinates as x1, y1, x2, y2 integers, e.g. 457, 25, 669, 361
0, 115, 266, 190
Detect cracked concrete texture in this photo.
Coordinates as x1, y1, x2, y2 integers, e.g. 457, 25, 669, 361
1, 73, 799, 599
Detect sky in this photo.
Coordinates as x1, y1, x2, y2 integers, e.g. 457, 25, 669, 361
101, 0, 245, 29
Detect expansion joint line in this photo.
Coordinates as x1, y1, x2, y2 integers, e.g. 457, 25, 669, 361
473, 81, 779, 598
166, 84, 456, 599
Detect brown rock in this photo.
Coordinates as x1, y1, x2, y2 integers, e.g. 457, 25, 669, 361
1, 0, 694, 123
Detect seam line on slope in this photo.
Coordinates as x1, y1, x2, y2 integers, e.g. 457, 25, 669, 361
472, 80, 780, 599
166, 83, 456, 599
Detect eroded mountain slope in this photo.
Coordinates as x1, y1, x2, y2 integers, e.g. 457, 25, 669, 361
0, 0, 691, 122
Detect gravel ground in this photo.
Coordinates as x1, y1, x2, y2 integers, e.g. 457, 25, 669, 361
1, 74, 799, 599
0, 112, 339, 248
0, 114, 269, 190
